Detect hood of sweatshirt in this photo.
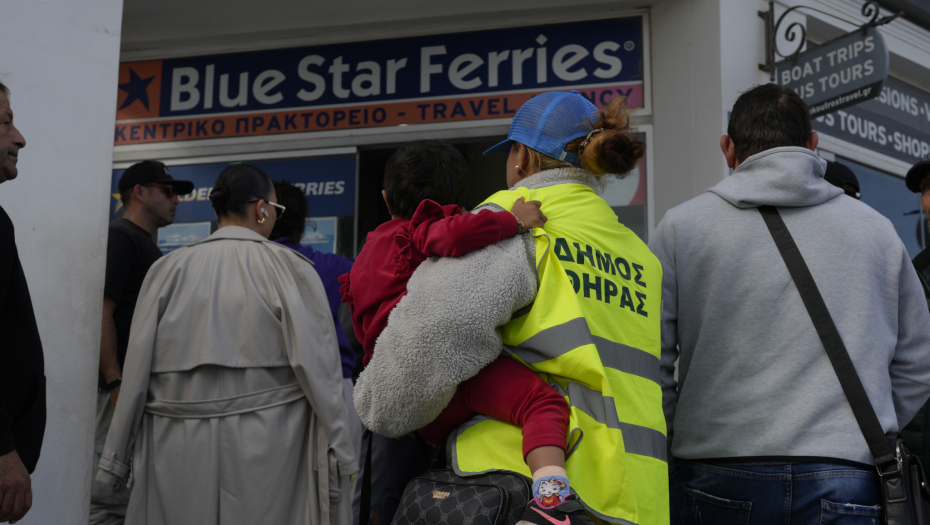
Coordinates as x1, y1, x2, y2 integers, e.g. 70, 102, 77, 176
708, 146, 842, 208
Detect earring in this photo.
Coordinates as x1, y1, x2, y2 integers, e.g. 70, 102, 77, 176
515, 165, 522, 172
258, 217, 266, 225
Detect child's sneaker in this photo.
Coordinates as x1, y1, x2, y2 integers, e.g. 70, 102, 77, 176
516, 494, 595, 525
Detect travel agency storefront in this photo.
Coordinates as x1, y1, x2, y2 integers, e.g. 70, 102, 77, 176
110, 14, 654, 256
109, 0, 930, 258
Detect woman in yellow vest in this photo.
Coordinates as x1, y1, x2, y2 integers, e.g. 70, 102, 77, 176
355, 91, 668, 525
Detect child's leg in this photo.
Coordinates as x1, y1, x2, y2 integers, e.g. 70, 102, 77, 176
456, 357, 571, 508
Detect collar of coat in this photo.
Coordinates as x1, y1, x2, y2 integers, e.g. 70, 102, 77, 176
514, 167, 601, 192
186, 225, 315, 265
206, 225, 270, 242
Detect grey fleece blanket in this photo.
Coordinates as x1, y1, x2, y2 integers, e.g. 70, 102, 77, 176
353, 232, 537, 437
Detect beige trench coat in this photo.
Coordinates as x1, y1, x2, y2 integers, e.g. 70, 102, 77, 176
96, 226, 358, 525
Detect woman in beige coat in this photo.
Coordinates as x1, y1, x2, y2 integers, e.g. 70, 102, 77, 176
96, 164, 357, 525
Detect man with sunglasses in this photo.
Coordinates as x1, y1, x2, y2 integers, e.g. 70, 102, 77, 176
91, 160, 192, 525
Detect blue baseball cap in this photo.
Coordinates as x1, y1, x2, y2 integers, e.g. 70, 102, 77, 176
483, 90, 599, 167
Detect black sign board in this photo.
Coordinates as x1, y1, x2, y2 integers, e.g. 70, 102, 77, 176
814, 76, 930, 164
776, 27, 889, 117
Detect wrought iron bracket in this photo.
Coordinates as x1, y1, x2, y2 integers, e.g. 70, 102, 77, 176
758, 1, 902, 81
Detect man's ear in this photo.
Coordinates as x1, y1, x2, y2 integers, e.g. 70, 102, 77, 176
132, 184, 147, 204
720, 135, 739, 169
807, 131, 819, 152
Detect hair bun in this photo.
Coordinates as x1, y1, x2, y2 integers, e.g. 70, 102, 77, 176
574, 97, 646, 177
209, 185, 230, 205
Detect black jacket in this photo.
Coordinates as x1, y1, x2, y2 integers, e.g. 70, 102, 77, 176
0, 206, 46, 473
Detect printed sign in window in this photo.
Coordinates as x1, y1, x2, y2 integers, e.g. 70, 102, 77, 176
156, 222, 212, 255
301, 217, 337, 254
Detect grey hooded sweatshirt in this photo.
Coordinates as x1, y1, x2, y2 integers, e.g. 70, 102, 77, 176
650, 146, 930, 466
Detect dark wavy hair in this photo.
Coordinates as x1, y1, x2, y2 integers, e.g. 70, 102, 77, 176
269, 180, 308, 242
209, 164, 273, 219
383, 140, 469, 219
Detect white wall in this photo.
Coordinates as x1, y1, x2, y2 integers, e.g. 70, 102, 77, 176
0, 1, 124, 523
651, 0, 728, 222
719, 0, 772, 125
650, 0, 775, 224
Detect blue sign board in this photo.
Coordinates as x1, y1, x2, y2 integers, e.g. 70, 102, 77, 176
111, 155, 356, 223
115, 17, 645, 144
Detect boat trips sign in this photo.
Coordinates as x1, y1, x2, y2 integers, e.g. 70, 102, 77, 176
777, 27, 888, 117
114, 17, 645, 145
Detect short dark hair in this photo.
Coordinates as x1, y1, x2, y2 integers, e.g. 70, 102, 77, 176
727, 83, 812, 162
269, 180, 308, 242
119, 189, 134, 208
209, 164, 273, 219
0, 80, 8, 98
383, 140, 469, 219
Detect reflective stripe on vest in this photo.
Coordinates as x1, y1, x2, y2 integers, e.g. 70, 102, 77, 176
452, 179, 668, 525
504, 317, 661, 387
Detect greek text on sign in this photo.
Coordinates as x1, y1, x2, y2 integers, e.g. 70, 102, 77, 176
114, 17, 645, 145
777, 27, 888, 117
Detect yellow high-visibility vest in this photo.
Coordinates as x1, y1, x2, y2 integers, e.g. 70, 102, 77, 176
451, 177, 668, 525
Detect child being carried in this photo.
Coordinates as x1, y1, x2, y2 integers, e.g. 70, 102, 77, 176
340, 140, 574, 515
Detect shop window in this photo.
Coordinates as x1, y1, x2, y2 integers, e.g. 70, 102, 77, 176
839, 156, 929, 258
111, 156, 357, 257
356, 139, 509, 253
357, 136, 650, 249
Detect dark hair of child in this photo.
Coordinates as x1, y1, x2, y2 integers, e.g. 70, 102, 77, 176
382, 140, 469, 219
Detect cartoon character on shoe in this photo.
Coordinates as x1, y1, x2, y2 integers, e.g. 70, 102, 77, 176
536, 477, 567, 508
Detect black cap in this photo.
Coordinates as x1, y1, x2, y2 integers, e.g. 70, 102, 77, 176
824, 161, 860, 200
118, 160, 194, 195
906, 153, 930, 193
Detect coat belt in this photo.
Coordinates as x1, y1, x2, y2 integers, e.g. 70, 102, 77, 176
144, 383, 305, 419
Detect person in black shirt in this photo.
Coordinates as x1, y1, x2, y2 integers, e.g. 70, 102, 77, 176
0, 80, 44, 524
91, 160, 192, 525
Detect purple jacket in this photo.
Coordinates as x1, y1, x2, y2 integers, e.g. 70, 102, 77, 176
274, 239, 356, 378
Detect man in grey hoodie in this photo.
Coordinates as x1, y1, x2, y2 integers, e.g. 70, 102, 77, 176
651, 83, 930, 523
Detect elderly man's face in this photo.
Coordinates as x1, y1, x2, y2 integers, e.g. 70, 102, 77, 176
0, 92, 26, 183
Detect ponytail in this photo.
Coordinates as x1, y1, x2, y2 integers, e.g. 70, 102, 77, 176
567, 96, 645, 177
